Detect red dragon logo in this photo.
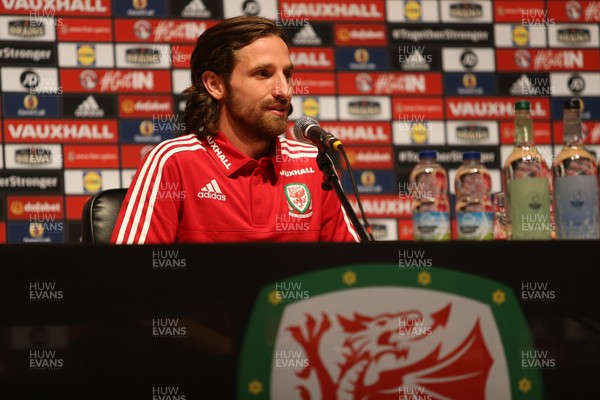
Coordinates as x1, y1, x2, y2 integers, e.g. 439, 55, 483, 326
287, 303, 494, 399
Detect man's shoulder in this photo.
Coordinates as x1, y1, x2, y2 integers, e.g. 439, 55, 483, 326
149, 134, 206, 158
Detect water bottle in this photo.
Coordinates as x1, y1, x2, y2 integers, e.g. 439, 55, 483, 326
502, 100, 552, 240
409, 150, 450, 241
552, 98, 600, 239
455, 151, 494, 240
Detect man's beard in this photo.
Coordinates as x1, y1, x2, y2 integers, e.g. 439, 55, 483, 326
225, 91, 288, 140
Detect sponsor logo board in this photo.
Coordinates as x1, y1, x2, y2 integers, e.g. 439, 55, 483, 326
57, 17, 112, 41
0, 170, 63, 193
444, 72, 495, 96
1, 67, 59, 93
115, 43, 171, 69
0, 0, 111, 16
550, 72, 600, 96
496, 48, 600, 72
440, 0, 493, 23
289, 96, 338, 121
392, 97, 444, 119
547, 1, 600, 22
442, 47, 496, 72
341, 147, 393, 169
393, 120, 445, 145
2, 93, 59, 117
340, 169, 395, 194
113, 0, 167, 17
223, 0, 277, 18
446, 121, 499, 145
494, 1, 546, 23
0, 41, 56, 65
64, 169, 121, 195
63, 145, 119, 169
389, 23, 494, 46
114, 18, 218, 43
3, 119, 118, 143
4, 144, 62, 169
57, 43, 114, 68
170, 0, 224, 19
7, 195, 64, 220
494, 24, 547, 47
385, 0, 440, 22
59, 69, 172, 93
171, 44, 193, 69
337, 72, 442, 95
279, 0, 385, 21
337, 96, 391, 120
118, 95, 173, 118
62, 94, 116, 118
548, 24, 600, 48
446, 97, 550, 121
334, 23, 387, 46
290, 47, 335, 71
335, 47, 387, 71
0, 16, 56, 41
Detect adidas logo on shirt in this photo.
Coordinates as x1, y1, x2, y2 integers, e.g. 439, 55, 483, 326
197, 178, 226, 201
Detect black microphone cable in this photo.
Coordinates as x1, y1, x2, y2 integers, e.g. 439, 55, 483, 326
336, 142, 375, 242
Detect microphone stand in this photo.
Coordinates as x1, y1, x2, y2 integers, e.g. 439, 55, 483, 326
316, 149, 372, 242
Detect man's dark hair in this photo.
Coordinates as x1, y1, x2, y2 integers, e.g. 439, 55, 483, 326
182, 16, 289, 136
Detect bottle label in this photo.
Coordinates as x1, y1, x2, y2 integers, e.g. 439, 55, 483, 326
457, 212, 494, 240
554, 175, 600, 239
509, 178, 552, 240
413, 212, 450, 241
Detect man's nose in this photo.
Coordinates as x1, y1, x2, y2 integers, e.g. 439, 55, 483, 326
273, 74, 292, 99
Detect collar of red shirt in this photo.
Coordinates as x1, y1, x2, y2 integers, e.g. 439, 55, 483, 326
201, 132, 282, 178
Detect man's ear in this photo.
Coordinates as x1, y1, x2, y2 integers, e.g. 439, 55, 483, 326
202, 71, 225, 100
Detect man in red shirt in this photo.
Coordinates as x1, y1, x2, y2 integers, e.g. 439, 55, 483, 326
111, 16, 360, 244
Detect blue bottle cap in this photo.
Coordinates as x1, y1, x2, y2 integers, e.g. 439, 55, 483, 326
565, 98, 581, 110
462, 151, 481, 160
418, 150, 438, 160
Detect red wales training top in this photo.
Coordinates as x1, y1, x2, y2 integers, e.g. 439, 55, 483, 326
110, 132, 361, 244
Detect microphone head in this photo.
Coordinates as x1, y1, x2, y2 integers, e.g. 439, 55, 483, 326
293, 115, 319, 143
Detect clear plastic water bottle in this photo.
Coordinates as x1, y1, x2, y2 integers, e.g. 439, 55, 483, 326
455, 151, 494, 240
502, 100, 552, 240
552, 98, 600, 239
409, 150, 450, 241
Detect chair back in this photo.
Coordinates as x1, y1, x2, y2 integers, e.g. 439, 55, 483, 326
81, 188, 128, 244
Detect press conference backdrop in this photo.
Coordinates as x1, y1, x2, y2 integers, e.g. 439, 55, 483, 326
1, 0, 600, 243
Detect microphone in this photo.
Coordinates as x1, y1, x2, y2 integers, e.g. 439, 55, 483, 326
293, 116, 343, 150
